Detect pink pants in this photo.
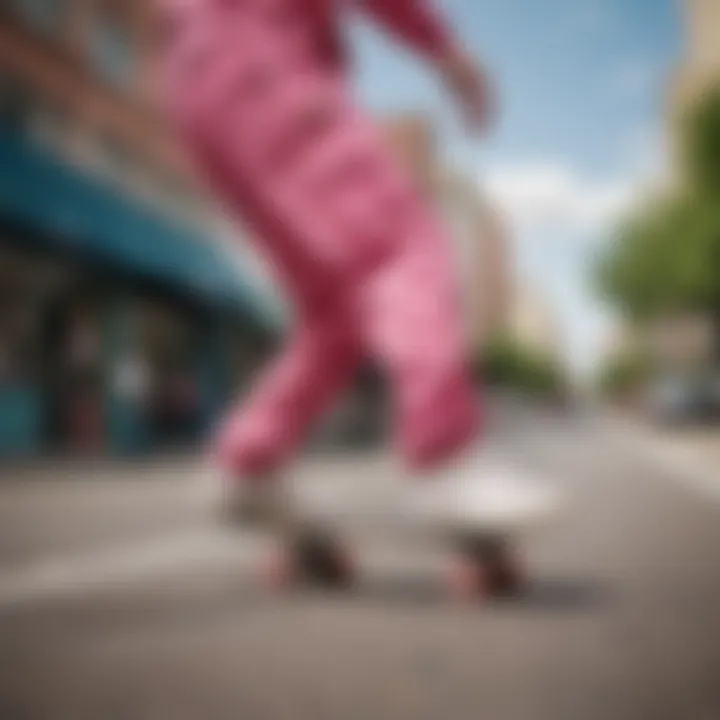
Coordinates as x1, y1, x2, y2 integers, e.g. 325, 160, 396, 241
162, 0, 480, 476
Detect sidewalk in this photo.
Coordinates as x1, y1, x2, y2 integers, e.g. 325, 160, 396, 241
606, 411, 720, 500
659, 426, 720, 465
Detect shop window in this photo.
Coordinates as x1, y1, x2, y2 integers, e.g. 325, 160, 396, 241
93, 132, 135, 184
165, 179, 206, 228
88, 3, 136, 89
11, 0, 67, 36
0, 255, 42, 386
131, 165, 205, 227
28, 98, 69, 149
0, 74, 35, 130
90, 134, 183, 223
0, 72, 68, 148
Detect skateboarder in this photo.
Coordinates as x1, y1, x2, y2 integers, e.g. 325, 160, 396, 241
156, 0, 495, 588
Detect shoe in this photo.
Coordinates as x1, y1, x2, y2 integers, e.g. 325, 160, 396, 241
405, 457, 560, 534
202, 464, 289, 529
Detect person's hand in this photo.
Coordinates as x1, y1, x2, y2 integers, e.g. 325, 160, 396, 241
438, 46, 496, 135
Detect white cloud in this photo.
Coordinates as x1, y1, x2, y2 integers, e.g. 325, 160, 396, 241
617, 121, 671, 183
479, 159, 661, 374
482, 163, 644, 237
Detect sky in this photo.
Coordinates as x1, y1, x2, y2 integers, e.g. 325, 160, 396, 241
348, 0, 684, 375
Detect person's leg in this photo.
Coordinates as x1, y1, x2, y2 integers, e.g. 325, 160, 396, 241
359, 206, 482, 473
179, 114, 365, 496
163, 0, 477, 479
213, 304, 361, 480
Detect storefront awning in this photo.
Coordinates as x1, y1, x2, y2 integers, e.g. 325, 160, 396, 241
0, 129, 283, 329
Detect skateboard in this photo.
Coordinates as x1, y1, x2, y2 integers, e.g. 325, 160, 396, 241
228, 462, 562, 601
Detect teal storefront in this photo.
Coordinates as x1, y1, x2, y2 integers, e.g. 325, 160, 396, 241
0, 129, 282, 458
0, 385, 42, 456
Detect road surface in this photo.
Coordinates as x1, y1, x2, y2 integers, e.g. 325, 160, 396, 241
1, 405, 719, 719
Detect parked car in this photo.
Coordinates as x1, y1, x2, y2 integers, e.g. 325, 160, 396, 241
645, 373, 720, 425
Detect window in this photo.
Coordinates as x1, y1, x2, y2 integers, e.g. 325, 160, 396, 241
164, 176, 206, 225
88, 5, 136, 88
27, 98, 69, 149
12, 0, 67, 36
0, 74, 36, 130
0, 249, 44, 385
93, 132, 135, 182
0, 72, 69, 148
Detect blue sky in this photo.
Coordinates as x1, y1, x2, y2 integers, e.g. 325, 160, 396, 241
348, 0, 683, 373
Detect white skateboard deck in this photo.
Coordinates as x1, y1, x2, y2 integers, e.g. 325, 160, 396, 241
287, 461, 562, 542
203, 457, 563, 543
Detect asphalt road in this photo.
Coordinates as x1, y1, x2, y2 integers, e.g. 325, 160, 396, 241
1, 405, 720, 720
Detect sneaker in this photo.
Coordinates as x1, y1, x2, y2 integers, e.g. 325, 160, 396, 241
405, 457, 560, 534
202, 464, 289, 529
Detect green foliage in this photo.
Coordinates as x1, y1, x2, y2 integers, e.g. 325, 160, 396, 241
596, 349, 651, 398
595, 84, 720, 332
596, 193, 720, 321
682, 84, 720, 196
477, 334, 565, 397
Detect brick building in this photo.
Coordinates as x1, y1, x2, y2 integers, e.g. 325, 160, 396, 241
0, 1, 279, 457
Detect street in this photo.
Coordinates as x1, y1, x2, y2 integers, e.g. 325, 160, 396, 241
1, 404, 720, 720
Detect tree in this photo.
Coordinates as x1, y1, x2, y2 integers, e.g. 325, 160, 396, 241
595, 84, 720, 356
596, 193, 720, 322
477, 333, 565, 398
596, 348, 651, 400
682, 84, 720, 198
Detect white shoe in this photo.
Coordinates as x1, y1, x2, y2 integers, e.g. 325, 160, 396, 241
201, 464, 290, 529
406, 458, 560, 535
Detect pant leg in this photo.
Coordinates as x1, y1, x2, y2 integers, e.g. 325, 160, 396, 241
214, 305, 361, 476
180, 119, 364, 478
359, 210, 482, 472
194, 112, 480, 475
161, 1, 477, 475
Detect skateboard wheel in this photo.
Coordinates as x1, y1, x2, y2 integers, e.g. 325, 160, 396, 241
257, 532, 354, 592
258, 547, 296, 591
295, 533, 355, 589
488, 552, 524, 596
446, 534, 526, 601
444, 555, 489, 602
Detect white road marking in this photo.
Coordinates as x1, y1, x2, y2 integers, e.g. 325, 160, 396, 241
0, 523, 448, 608
0, 451, 564, 608
0, 528, 262, 607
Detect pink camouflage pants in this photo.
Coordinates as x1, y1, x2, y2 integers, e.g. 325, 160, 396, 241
160, 0, 481, 476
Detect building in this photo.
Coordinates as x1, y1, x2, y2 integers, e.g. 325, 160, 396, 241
383, 115, 438, 197
0, 1, 280, 457
640, 0, 720, 373
381, 114, 512, 349
671, 0, 720, 113
509, 283, 562, 359
436, 168, 512, 348
668, 0, 720, 169
600, 318, 637, 361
